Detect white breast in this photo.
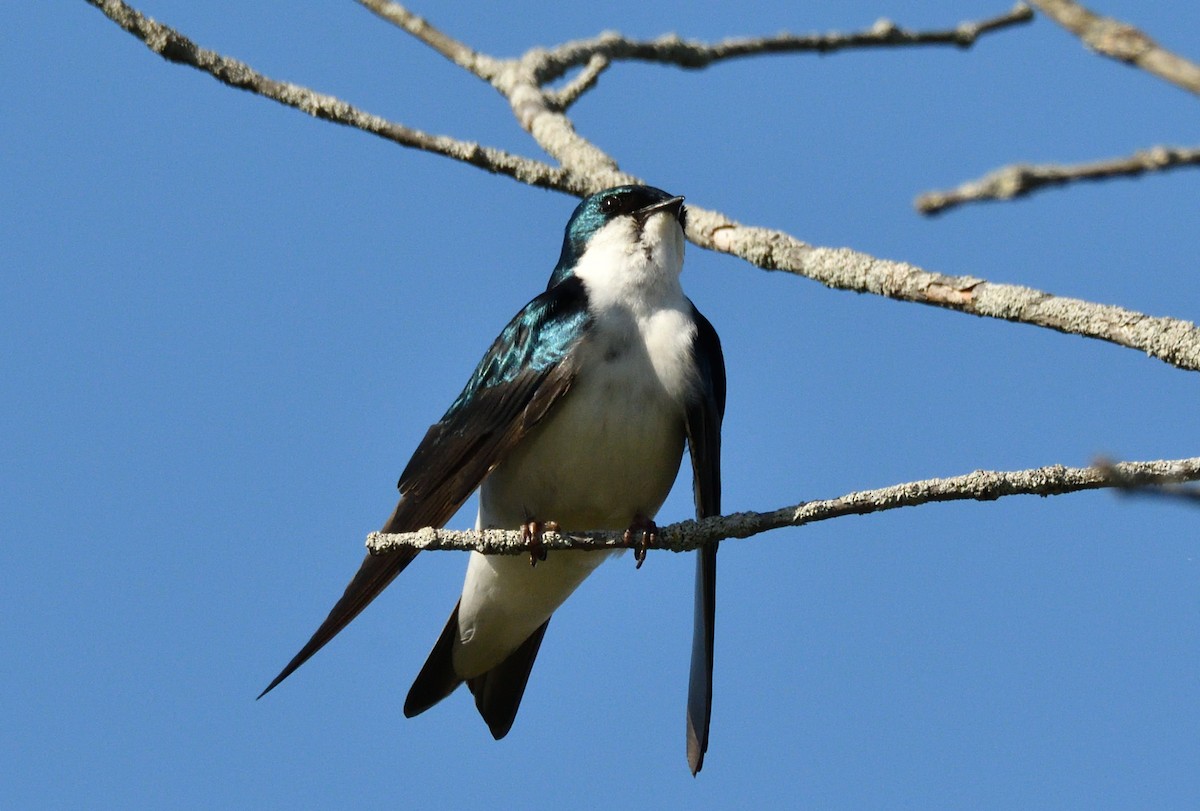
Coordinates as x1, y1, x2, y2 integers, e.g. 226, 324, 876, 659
479, 206, 696, 531
452, 207, 697, 677
479, 303, 695, 531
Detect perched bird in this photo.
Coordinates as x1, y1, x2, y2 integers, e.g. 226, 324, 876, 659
259, 185, 725, 773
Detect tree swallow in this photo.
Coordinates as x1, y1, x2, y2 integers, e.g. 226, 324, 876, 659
259, 185, 725, 774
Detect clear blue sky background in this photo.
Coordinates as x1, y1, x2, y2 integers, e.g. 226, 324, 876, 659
5, 2, 1199, 808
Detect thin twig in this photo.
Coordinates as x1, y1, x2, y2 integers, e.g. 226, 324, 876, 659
354, 0, 501, 81
1029, 0, 1200, 97
915, 145, 1200, 214
529, 3, 1034, 85
492, 6, 1035, 190
350, 2, 1029, 114
546, 54, 611, 111
367, 457, 1200, 555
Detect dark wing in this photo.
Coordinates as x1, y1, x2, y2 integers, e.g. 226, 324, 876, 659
683, 302, 726, 775
258, 277, 592, 699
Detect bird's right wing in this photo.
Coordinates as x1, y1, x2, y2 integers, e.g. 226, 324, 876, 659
258, 276, 593, 698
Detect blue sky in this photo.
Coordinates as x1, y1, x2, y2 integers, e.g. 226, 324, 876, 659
4, 1, 1199, 808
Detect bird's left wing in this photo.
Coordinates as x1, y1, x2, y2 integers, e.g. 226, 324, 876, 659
683, 302, 726, 775
258, 276, 592, 698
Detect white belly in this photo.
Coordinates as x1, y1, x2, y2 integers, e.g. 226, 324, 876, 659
452, 315, 692, 677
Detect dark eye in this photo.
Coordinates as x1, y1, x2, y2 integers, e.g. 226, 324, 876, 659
599, 194, 622, 215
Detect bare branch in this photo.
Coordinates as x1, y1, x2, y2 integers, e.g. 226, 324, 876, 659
497, 61, 625, 183
687, 206, 1200, 374
491, 6, 1036, 190
84, 0, 1200, 373
355, 0, 501, 81
1096, 458, 1200, 505
1029, 0, 1200, 97
528, 4, 1033, 85
367, 457, 1200, 556
915, 145, 1200, 214
84, 0, 578, 192
546, 55, 611, 111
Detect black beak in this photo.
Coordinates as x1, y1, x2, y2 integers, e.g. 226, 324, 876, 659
634, 195, 686, 225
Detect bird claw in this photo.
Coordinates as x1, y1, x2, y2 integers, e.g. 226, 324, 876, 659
624, 516, 658, 570
521, 519, 558, 567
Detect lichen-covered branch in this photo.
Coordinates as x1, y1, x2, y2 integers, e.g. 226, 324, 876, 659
84, 0, 577, 191
915, 5, 1199, 216
528, 3, 1033, 85
545, 54, 611, 111
1029, 0, 1200, 97
915, 145, 1200, 214
367, 457, 1200, 556
84, 0, 1200, 374
355, 0, 502, 81
687, 207, 1200, 373
1096, 458, 1200, 504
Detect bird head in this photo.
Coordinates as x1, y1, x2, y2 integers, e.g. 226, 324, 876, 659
549, 185, 686, 290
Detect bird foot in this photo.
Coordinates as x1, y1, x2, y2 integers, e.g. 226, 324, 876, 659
624, 515, 658, 569
521, 519, 559, 567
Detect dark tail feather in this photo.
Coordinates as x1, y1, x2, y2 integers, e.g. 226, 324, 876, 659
405, 605, 550, 741
258, 547, 418, 699
468, 619, 550, 739
686, 541, 718, 775
404, 602, 466, 717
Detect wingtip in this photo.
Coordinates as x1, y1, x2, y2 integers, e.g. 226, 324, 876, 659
256, 549, 422, 705
256, 669, 289, 701
257, 653, 307, 701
